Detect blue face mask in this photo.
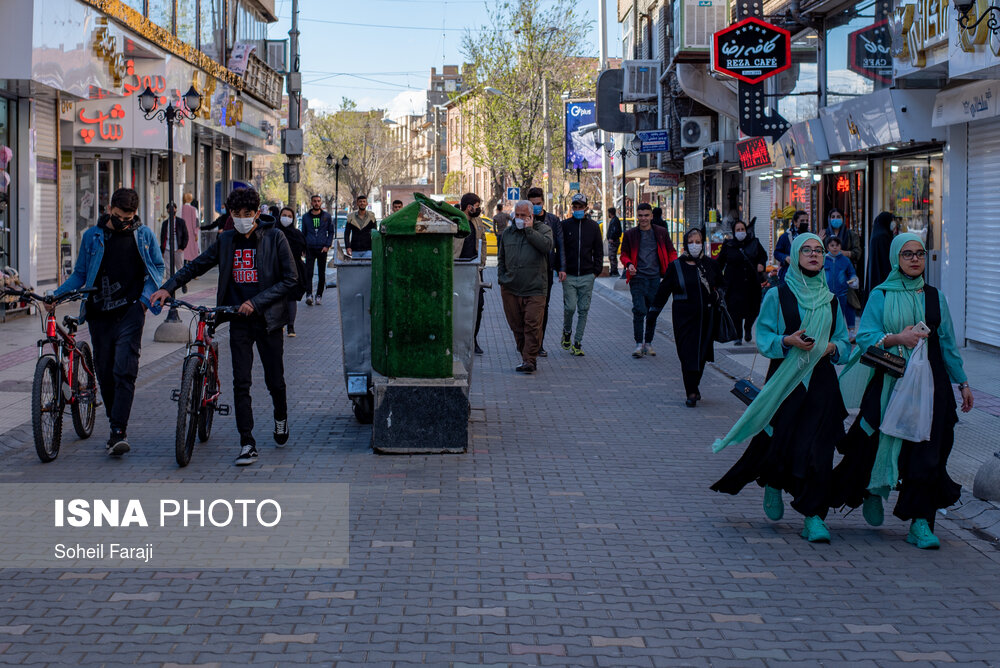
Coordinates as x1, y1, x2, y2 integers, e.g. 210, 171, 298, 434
532, 204, 543, 216
830, 216, 844, 229
572, 210, 585, 219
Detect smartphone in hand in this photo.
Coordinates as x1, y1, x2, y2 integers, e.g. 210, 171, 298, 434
913, 321, 931, 336
801, 334, 815, 344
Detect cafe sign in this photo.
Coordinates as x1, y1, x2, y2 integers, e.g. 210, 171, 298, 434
848, 20, 893, 84
712, 18, 791, 85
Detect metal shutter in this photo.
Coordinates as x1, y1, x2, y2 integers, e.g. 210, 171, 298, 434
34, 98, 59, 284
967, 119, 1000, 347
684, 172, 702, 228
749, 175, 773, 258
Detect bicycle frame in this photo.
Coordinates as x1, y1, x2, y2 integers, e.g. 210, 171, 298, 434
186, 313, 222, 409
37, 311, 93, 407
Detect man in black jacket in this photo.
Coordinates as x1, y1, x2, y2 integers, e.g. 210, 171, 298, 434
607, 207, 622, 276
301, 195, 335, 306
559, 193, 604, 356
150, 187, 299, 466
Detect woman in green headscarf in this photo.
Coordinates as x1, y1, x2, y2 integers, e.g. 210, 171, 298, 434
831, 234, 973, 549
712, 234, 851, 543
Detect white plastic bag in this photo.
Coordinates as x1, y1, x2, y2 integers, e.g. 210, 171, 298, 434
880, 340, 934, 442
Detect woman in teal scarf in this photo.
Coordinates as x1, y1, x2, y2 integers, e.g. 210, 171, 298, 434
831, 234, 973, 549
712, 234, 851, 542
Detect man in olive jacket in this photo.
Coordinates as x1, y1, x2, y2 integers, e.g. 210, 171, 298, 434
497, 199, 554, 373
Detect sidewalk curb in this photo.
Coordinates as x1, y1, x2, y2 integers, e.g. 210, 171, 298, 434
593, 277, 1000, 547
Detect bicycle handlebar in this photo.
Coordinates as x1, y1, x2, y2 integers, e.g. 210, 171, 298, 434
1, 286, 97, 304
167, 298, 241, 315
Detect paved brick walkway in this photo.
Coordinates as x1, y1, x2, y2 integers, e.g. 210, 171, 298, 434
0, 268, 999, 666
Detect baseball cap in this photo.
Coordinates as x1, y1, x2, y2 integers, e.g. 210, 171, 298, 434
571, 193, 588, 205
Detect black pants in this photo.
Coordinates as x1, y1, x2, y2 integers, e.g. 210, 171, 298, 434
609, 242, 620, 273
682, 367, 706, 397
304, 249, 328, 297
474, 271, 485, 341
541, 269, 555, 345
88, 302, 145, 433
229, 318, 287, 445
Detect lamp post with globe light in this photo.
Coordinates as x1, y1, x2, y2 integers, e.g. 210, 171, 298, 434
326, 154, 349, 224
138, 85, 201, 341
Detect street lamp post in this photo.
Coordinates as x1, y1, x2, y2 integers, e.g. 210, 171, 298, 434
326, 154, 349, 222
138, 84, 201, 342
573, 159, 589, 199
609, 137, 641, 229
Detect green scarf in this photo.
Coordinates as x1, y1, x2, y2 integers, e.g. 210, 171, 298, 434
856, 233, 926, 497
713, 234, 834, 452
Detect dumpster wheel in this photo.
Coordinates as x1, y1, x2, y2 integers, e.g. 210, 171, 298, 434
352, 394, 374, 424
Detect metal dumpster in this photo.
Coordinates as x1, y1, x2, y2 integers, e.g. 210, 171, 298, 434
333, 239, 483, 425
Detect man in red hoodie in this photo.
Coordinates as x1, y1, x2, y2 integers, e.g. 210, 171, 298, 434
619, 203, 677, 357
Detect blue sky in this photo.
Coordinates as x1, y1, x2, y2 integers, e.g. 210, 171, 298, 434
268, 0, 622, 114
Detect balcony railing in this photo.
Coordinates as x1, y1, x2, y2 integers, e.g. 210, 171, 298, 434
242, 52, 283, 109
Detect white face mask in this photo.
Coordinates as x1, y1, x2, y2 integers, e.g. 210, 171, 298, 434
280, 216, 293, 227
233, 215, 256, 234
687, 242, 703, 257
735, 231, 747, 241
514, 217, 526, 229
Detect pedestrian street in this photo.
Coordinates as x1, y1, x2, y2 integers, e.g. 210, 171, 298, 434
0, 267, 998, 666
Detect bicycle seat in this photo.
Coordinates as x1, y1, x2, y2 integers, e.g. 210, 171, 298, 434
62, 315, 78, 330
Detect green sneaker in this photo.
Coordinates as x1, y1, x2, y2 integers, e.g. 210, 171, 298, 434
571, 343, 585, 356
906, 519, 940, 549
561, 333, 572, 350
801, 515, 831, 543
763, 486, 784, 521
862, 494, 884, 527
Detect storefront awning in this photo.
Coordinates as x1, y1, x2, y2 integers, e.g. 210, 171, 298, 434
932, 80, 1000, 127
819, 89, 939, 155
771, 118, 830, 170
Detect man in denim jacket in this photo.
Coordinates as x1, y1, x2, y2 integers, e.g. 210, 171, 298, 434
52, 188, 164, 457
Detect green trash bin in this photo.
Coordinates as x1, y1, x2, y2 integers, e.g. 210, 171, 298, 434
371, 193, 470, 379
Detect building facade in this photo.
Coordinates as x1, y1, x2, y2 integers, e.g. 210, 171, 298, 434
0, 0, 282, 307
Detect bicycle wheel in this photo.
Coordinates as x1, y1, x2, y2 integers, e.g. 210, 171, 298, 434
71, 342, 97, 439
175, 357, 202, 467
197, 369, 216, 443
32, 356, 64, 462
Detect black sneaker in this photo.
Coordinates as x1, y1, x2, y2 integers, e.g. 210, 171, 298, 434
561, 333, 572, 350
571, 343, 585, 356
538, 348, 548, 357
106, 431, 130, 457
273, 418, 289, 447
515, 362, 536, 373
287, 326, 296, 338
235, 443, 258, 466
474, 342, 484, 355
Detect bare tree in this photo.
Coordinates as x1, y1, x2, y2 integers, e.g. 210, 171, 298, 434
459, 0, 594, 212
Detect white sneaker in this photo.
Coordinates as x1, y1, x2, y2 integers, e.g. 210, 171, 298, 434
643, 343, 656, 356
632, 344, 644, 358
315, 295, 322, 305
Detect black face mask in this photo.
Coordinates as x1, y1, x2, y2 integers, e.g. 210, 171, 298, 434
110, 214, 135, 231
797, 222, 809, 234
470, 207, 482, 218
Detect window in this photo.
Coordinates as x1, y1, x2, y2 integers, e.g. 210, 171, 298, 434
199, 0, 224, 62
177, 0, 197, 46
825, 0, 889, 105
148, 0, 174, 34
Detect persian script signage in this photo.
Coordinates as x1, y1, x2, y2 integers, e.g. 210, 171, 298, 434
736, 137, 771, 169
849, 20, 893, 84
712, 18, 791, 85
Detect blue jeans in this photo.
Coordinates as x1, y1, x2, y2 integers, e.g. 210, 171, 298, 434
836, 293, 856, 329
630, 276, 660, 344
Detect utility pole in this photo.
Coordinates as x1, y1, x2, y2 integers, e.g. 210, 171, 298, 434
598, 0, 609, 228
433, 105, 440, 195
285, 0, 302, 209
542, 76, 554, 206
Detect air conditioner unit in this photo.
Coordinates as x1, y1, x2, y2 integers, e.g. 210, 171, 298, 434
680, 116, 712, 148
622, 60, 661, 101
265, 40, 287, 74
674, 0, 731, 57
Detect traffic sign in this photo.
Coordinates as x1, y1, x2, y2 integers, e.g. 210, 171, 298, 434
637, 130, 669, 153
507, 187, 520, 201
569, 182, 580, 191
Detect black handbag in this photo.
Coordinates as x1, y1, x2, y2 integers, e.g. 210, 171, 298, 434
860, 345, 907, 378
714, 294, 740, 343
731, 378, 761, 406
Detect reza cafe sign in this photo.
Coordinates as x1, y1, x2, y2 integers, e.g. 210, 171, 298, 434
712, 18, 791, 85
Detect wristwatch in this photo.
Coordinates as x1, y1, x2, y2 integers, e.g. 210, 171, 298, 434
958, 382, 970, 391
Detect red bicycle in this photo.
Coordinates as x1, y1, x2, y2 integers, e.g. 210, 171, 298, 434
168, 299, 236, 467
2, 286, 99, 462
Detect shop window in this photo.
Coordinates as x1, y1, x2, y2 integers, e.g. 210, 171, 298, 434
777, 30, 820, 125
177, 0, 197, 47
148, 0, 175, 34
884, 156, 941, 250
825, 0, 890, 106
0, 99, 11, 271
199, 0, 224, 62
